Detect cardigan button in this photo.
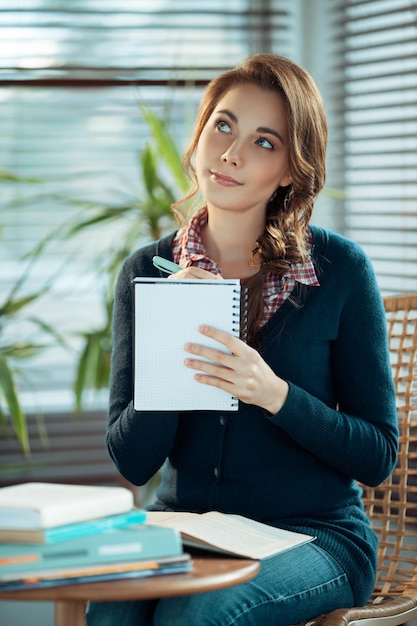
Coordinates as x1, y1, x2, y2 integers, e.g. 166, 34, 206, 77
219, 415, 226, 426
214, 467, 220, 479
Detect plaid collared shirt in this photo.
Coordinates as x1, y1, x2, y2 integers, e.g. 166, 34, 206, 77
172, 207, 320, 329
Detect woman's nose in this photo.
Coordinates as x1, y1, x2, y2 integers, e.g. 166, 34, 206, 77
221, 141, 242, 167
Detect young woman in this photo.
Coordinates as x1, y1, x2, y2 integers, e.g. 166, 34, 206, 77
86, 54, 398, 626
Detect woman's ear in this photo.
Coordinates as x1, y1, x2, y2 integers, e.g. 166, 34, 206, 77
279, 173, 292, 188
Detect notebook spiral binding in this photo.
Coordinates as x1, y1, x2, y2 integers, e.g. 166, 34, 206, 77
232, 286, 248, 342
230, 284, 249, 409
239, 285, 249, 343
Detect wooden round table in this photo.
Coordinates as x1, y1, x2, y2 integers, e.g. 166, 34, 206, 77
0, 553, 260, 626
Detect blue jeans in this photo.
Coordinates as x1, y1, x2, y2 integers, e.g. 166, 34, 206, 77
86, 543, 355, 626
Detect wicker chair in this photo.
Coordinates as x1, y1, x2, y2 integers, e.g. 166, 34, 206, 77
298, 293, 417, 626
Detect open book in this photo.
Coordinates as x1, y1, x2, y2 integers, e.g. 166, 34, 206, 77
147, 511, 315, 560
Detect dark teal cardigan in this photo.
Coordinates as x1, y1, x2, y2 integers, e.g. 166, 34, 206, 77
107, 225, 398, 605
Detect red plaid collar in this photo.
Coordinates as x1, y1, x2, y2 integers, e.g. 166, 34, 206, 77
173, 208, 215, 273
172, 207, 319, 326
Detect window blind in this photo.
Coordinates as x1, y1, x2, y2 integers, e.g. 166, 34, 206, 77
0, 0, 296, 412
328, 0, 417, 294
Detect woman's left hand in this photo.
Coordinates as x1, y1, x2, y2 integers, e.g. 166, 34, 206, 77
184, 325, 288, 414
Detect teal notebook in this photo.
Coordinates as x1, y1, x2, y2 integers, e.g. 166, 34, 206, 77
0, 509, 147, 544
0, 525, 183, 577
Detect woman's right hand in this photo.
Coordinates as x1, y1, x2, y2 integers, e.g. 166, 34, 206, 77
168, 266, 223, 280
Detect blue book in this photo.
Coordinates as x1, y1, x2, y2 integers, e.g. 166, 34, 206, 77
0, 525, 183, 576
0, 554, 192, 590
0, 509, 147, 544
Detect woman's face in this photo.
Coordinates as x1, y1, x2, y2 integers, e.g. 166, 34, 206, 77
195, 83, 292, 217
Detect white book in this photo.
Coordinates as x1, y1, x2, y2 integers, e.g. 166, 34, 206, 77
0, 482, 134, 530
147, 511, 315, 560
133, 277, 245, 411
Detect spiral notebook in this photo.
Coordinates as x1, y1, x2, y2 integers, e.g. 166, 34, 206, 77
132, 277, 246, 411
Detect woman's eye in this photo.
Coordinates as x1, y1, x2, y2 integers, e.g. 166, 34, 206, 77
256, 137, 274, 150
217, 120, 231, 133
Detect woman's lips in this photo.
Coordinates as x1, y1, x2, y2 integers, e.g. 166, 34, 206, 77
210, 171, 243, 187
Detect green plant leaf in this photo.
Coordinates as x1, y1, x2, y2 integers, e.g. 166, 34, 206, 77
141, 145, 158, 197
73, 329, 111, 411
0, 356, 30, 455
322, 187, 351, 199
74, 336, 95, 411
27, 316, 69, 350
0, 168, 42, 184
140, 105, 189, 192
1, 341, 48, 360
66, 205, 137, 236
0, 289, 48, 317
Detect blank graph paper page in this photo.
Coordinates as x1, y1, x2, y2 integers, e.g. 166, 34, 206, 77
133, 278, 241, 411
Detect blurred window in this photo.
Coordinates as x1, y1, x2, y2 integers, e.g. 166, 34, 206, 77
0, 0, 296, 411
329, 0, 417, 293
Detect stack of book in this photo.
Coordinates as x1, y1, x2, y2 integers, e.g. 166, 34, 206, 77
0, 482, 191, 591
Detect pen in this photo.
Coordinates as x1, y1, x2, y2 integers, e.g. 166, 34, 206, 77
152, 256, 182, 275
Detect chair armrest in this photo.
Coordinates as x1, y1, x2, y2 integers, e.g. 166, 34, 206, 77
299, 595, 417, 626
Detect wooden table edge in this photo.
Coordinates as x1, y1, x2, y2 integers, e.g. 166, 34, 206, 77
0, 554, 261, 626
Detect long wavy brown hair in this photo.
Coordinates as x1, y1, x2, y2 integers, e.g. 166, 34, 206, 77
173, 54, 328, 344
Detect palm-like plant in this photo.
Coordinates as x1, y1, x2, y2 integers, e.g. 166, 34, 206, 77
72, 105, 189, 410
0, 171, 67, 455
0, 263, 66, 455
